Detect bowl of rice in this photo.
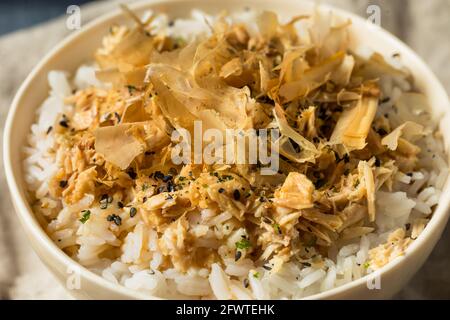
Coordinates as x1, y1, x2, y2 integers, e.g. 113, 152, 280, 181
4, 0, 450, 300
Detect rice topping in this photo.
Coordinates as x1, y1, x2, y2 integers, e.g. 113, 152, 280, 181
23, 7, 448, 299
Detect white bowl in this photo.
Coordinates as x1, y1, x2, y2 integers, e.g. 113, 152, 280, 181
4, 0, 450, 299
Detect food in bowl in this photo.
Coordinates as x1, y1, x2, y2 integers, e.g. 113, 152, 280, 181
23, 6, 448, 299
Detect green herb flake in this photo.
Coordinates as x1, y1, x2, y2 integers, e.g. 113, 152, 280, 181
273, 223, 282, 235
79, 210, 91, 224
363, 262, 370, 269
252, 271, 260, 279
126, 85, 137, 94
218, 174, 233, 183
173, 36, 186, 48
235, 238, 251, 250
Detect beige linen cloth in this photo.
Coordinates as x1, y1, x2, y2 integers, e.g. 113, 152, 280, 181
0, 0, 449, 299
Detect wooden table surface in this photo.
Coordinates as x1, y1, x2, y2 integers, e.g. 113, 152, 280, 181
0, 0, 449, 299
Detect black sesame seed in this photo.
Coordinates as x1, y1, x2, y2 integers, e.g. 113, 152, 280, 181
113, 215, 122, 226
46, 126, 53, 134
375, 158, 381, 167
130, 207, 137, 218
235, 250, 242, 261
218, 188, 225, 194
302, 262, 311, 267
127, 168, 137, 179
117, 201, 124, 209
314, 179, 326, 189
263, 217, 272, 224
162, 175, 173, 183
59, 180, 68, 188
233, 189, 241, 201
126, 85, 137, 94
243, 278, 249, 288
289, 138, 302, 153
167, 181, 175, 192
377, 128, 388, 136
107, 214, 122, 226
263, 264, 272, 271
154, 171, 165, 180
59, 120, 69, 128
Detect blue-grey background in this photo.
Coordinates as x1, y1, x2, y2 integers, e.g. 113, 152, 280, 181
0, 0, 92, 36
0, 0, 449, 300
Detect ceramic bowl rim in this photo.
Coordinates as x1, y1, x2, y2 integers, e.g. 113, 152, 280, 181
3, 0, 450, 300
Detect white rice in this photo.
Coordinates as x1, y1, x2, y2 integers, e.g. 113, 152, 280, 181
23, 9, 449, 299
